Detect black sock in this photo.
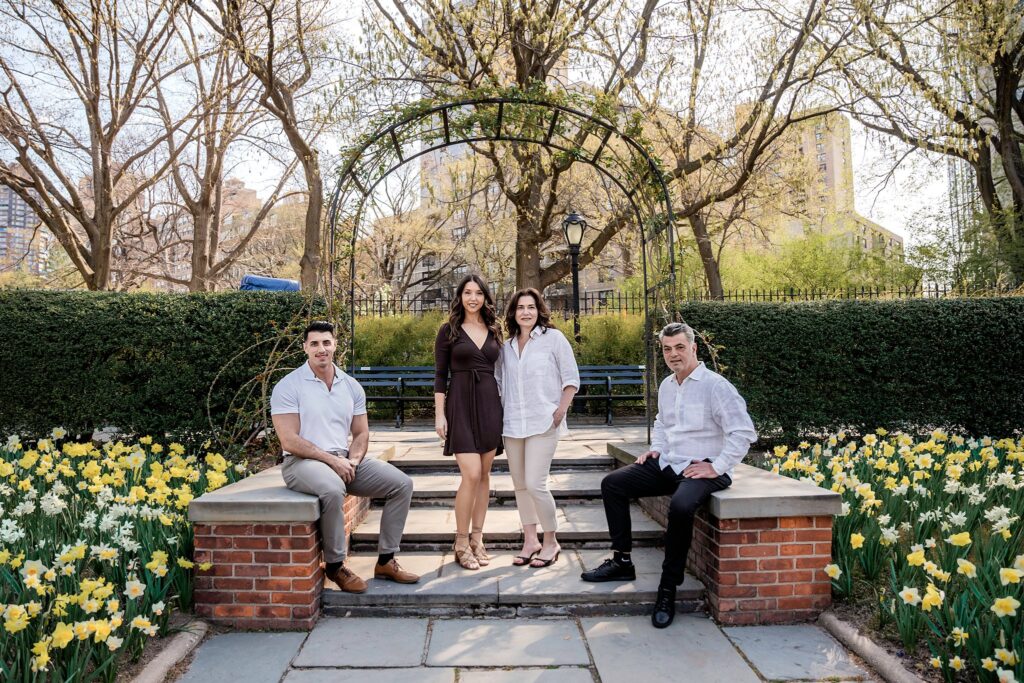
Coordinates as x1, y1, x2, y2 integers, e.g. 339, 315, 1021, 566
325, 561, 342, 574
614, 551, 632, 565
377, 552, 395, 566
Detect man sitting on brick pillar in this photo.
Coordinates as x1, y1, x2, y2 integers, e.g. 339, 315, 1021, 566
271, 321, 420, 593
581, 321, 757, 628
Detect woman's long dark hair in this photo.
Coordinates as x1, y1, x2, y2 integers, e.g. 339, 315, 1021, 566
504, 288, 552, 339
447, 274, 502, 342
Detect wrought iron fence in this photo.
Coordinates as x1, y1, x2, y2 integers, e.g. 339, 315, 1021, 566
351, 284, 1019, 317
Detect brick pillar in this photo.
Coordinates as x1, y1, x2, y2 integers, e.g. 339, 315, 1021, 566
690, 512, 834, 624
193, 522, 322, 630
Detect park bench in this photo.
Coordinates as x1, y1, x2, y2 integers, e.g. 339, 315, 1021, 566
352, 364, 645, 427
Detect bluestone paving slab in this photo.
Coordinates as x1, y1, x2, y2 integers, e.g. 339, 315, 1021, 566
342, 551, 446, 582
404, 471, 605, 498
458, 667, 595, 683
583, 615, 760, 683
323, 554, 500, 606
494, 551, 588, 603
292, 618, 428, 667
723, 624, 871, 680
285, 669, 455, 683
426, 619, 590, 666
177, 632, 306, 683
560, 504, 662, 536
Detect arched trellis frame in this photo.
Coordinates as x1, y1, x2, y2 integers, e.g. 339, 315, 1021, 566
326, 96, 677, 438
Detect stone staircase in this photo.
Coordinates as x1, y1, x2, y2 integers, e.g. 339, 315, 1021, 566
323, 428, 705, 617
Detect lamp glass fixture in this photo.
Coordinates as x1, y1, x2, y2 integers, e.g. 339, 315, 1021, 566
562, 211, 587, 247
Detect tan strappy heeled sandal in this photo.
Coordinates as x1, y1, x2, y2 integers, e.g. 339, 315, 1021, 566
453, 533, 480, 570
469, 528, 491, 566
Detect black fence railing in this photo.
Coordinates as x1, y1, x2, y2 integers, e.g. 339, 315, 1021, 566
351, 284, 1019, 317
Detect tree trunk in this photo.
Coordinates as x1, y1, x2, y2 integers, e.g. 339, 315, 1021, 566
688, 213, 723, 299
190, 207, 213, 291
298, 149, 322, 290
509, 199, 539, 289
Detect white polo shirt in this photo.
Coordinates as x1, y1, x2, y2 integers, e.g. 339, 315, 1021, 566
270, 361, 367, 454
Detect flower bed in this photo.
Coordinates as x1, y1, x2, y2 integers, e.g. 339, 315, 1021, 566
0, 430, 244, 681
764, 431, 1024, 682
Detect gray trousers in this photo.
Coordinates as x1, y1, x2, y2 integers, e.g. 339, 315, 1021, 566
282, 452, 414, 563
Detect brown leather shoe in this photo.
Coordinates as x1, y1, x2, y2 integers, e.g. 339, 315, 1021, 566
326, 564, 367, 593
374, 558, 420, 584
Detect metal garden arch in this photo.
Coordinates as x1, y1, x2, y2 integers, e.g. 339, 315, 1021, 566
326, 96, 678, 435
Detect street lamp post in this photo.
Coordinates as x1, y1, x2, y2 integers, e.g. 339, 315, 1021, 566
562, 210, 588, 344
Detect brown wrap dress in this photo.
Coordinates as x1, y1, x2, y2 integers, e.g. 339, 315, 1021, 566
434, 323, 504, 456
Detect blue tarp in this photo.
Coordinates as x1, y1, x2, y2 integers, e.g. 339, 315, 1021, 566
239, 274, 301, 292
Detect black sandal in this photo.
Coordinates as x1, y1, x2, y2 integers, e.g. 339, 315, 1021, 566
530, 550, 560, 568
512, 550, 540, 566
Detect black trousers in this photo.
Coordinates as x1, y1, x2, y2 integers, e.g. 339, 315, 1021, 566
601, 457, 731, 586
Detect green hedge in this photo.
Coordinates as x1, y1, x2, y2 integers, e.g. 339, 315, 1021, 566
2, 292, 1022, 440
350, 313, 646, 366
675, 298, 1024, 438
0, 291, 317, 438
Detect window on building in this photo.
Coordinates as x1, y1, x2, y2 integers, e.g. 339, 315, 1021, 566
452, 225, 466, 240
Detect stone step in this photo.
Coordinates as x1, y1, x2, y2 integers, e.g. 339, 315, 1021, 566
323, 548, 703, 617
397, 470, 606, 501
386, 446, 615, 472
349, 504, 663, 550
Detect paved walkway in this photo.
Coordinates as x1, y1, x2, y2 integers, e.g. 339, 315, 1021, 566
177, 614, 876, 682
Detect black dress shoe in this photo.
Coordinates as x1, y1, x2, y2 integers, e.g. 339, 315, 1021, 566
580, 558, 637, 582
651, 585, 676, 628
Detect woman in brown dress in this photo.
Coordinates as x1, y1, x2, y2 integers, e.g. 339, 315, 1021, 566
434, 274, 504, 570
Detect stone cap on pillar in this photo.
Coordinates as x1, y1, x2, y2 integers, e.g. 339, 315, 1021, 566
607, 442, 842, 519
188, 445, 396, 523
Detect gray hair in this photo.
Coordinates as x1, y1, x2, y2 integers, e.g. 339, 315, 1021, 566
658, 321, 694, 343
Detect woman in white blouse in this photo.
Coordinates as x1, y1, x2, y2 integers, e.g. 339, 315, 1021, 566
499, 288, 580, 568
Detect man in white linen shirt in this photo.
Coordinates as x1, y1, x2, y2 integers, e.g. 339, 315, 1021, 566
580, 321, 757, 629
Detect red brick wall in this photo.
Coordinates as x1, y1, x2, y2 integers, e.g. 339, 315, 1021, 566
636, 493, 834, 625
192, 492, 370, 630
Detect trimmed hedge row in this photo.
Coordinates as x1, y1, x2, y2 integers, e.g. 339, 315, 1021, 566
676, 298, 1024, 438
0, 291, 317, 438
2, 292, 1022, 439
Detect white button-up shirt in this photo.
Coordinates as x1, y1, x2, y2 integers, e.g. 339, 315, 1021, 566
498, 326, 581, 438
270, 362, 366, 454
650, 362, 757, 476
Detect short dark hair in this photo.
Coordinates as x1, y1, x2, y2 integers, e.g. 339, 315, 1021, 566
304, 320, 335, 341
504, 288, 552, 338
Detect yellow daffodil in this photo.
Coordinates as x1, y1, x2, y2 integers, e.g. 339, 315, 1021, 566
999, 567, 1024, 585
921, 584, 944, 612
906, 549, 925, 566
991, 596, 1021, 618
899, 586, 921, 605
946, 531, 971, 547
956, 558, 977, 578
51, 622, 74, 648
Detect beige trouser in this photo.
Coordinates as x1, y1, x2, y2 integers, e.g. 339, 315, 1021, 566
281, 451, 413, 563
504, 427, 559, 532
